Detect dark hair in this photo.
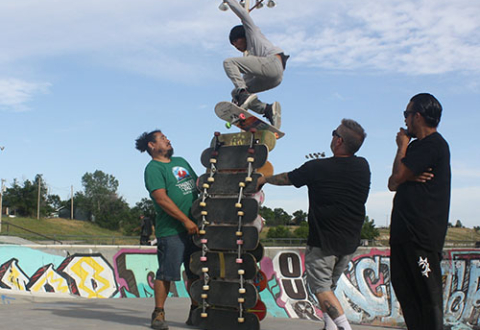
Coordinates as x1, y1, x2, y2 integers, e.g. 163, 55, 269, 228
339, 119, 367, 154
409, 93, 442, 128
135, 130, 162, 156
229, 25, 245, 44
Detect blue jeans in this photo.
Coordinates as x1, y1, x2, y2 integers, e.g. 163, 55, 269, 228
155, 232, 199, 281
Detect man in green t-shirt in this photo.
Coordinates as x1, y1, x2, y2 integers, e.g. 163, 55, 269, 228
135, 130, 199, 330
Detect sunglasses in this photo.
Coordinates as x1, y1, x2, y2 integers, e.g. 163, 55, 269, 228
332, 130, 342, 138
403, 110, 415, 119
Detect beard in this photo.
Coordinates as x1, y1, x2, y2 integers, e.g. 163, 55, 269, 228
166, 148, 174, 159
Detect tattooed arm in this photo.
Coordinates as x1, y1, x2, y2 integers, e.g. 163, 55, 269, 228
257, 172, 292, 191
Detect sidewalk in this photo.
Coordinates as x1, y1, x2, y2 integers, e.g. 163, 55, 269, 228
0, 293, 402, 330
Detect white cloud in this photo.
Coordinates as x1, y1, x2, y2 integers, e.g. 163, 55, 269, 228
0, 78, 51, 112
1, 0, 479, 81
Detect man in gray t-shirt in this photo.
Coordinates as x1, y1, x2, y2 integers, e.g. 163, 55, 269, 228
223, 0, 288, 129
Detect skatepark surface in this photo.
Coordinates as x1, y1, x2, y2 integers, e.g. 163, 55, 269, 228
0, 293, 403, 330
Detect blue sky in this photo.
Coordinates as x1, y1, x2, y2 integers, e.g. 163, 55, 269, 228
1, 0, 479, 228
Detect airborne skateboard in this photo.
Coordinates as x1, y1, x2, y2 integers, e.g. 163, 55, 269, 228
197, 172, 262, 195
210, 130, 276, 151
200, 144, 268, 171
192, 197, 258, 224
190, 251, 258, 280
191, 279, 258, 309
191, 307, 260, 330
215, 101, 285, 139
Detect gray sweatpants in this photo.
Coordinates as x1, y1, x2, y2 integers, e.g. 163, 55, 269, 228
223, 54, 283, 114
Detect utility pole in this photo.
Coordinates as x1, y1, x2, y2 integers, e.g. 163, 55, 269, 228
37, 176, 41, 219
0, 179, 6, 232
71, 185, 74, 220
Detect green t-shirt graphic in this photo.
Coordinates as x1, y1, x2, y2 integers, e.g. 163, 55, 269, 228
144, 157, 198, 237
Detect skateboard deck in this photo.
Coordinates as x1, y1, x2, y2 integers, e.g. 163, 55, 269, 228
215, 101, 285, 139
197, 172, 261, 195
190, 251, 258, 280
194, 224, 259, 251
200, 144, 268, 170
192, 197, 258, 224
253, 269, 267, 292
191, 307, 260, 330
210, 130, 276, 151
250, 299, 267, 321
191, 279, 258, 309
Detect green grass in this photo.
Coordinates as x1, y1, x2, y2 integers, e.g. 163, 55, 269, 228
0, 216, 139, 245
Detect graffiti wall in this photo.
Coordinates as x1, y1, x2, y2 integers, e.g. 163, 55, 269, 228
0, 244, 479, 328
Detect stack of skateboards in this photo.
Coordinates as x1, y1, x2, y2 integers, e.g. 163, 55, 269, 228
189, 129, 276, 330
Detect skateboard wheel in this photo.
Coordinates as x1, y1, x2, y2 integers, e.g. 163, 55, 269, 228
209, 158, 217, 164
199, 202, 207, 207
199, 229, 206, 235
238, 182, 245, 188
214, 131, 221, 137
200, 256, 207, 262
237, 211, 244, 216
203, 285, 210, 291
207, 177, 215, 182
239, 288, 246, 294
202, 267, 209, 273
239, 113, 246, 120
248, 148, 255, 154
236, 258, 243, 264
235, 203, 242, 208
238, 297, 245, 303
201, 313, 208, 318
226, 122, 232, 129
238, 317, 245, 323
201, 239, 208, 244
201, 293, 208, 299
236, 239, 243, 245
236, 231, 243, 236
201, 211, 208, 216
247, 157, 254, 163
202, 183, 210, 189
238, 269, 245, 275
245, 177, 253, 182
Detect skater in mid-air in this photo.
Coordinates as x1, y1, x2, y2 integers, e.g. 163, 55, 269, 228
222, 0, 289, 129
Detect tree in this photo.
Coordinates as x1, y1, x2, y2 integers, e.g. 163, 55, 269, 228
294, 221, 309, 239
267, 225, 294, 239
361, 216, 380, 240
3, 174, 51, 217
292, 210, 307, 225
454, 220, 463, 228
76, 170, 130, 230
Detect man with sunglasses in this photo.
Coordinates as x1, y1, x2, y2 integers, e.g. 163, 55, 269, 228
222, 0, 288, 129
388, 93, 451, 330
257, 119, 370, 330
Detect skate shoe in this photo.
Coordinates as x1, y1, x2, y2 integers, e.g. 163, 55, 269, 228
263, 101, 281, 129
151, 308, 169, 330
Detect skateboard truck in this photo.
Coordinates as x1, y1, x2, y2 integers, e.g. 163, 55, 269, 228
227, 113, 246, 129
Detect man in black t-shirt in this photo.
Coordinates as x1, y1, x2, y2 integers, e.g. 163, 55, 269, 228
388, 93, 451, 330
257, 119, 370, 330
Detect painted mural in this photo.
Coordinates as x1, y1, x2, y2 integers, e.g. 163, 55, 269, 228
0, 245, 479, 329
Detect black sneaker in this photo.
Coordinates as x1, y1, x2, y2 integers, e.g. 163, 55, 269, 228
263, 101, 281, 129
235, 90, 258, 109
151, 308, 169, 330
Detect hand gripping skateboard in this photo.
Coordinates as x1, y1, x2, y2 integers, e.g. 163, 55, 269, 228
215, 101, 285, 139
191, 279, 258, 309
200, 144, 268, 171
189, 251, 258, 280
210, 130, 276, 151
